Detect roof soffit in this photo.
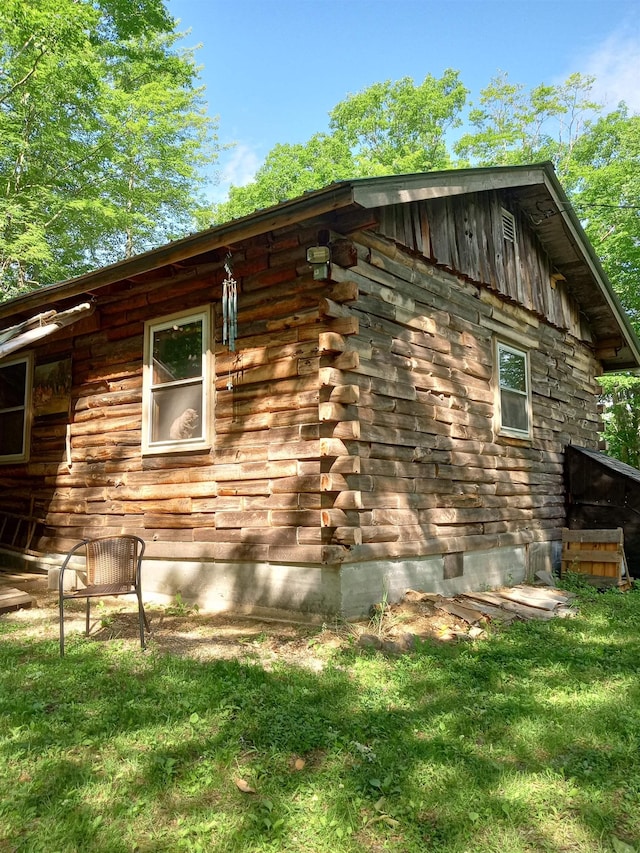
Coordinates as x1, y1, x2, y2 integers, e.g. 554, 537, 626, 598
0, 164, 637, 370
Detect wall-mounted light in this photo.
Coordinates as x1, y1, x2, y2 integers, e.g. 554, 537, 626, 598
306, 245, 331, 280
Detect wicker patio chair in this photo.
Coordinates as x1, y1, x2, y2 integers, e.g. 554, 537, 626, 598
59, 535, 149, 656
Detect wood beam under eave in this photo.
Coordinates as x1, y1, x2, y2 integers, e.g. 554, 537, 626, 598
595, 337, 624, 359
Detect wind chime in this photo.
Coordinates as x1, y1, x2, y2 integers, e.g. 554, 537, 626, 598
222, 250, 238, 389
222, 251, 237, 352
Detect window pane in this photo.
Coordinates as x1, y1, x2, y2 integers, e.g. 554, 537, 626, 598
153, 320, 203, 384
0, 410, 25, 456
499, 349, 526, 392
151, 384, 203, 443
501, 389, 528, 432
0, 361, 27, 409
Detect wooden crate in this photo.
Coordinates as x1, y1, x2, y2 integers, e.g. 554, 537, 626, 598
561, 528, 631, 590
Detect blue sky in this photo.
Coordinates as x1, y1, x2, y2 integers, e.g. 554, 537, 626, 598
166, 0, 640, 200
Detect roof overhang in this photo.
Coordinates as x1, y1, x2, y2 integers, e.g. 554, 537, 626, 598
348, 164, 640, 371
0, 163, 637, 371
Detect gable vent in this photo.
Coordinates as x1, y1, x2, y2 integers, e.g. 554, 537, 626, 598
502, 208, 516, 243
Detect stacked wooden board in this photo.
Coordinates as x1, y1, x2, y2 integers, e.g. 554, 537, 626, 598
406, 584, 578, 626
561, 527, 631, 590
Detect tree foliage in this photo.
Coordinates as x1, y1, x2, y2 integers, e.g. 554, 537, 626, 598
216, 133, 356, 220
214, 71, 467, 222
0, 0, 218, 299
598, 374, 640, 469
453, 72, 600, 174
568, 108, 640, 327
328, 71, 467, 176
214, 68, 640, 463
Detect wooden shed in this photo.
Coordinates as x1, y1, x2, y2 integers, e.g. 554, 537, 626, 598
565, 444, 640, 577
0, 163, 638, 618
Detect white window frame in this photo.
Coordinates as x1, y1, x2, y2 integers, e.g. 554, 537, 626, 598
495, 340, 532, 440
0, 352, 33, 464
142, 306, 212, 455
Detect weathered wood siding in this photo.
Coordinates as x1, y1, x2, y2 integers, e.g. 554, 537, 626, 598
323, 223, 602, 564
377, 192, 586, 339
0, 188, 603, 578
0, 220, 349, 564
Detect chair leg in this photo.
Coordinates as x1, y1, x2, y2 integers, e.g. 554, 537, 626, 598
85, 598, 90, 636
136, 590, 148, 649
59, 597, 65, 657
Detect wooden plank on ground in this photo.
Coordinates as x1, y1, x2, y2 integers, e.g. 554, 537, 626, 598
435, 600, 485, 624
461, 590, 509, 608
497, 587, 563, 611
529, 586, 576, 603
457, 595, 517, 624
460, 589, 556, 621
497, 599, 557, 621
0, 586, 35, 613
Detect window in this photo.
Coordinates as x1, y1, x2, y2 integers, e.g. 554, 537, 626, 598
0, 354, 32, 463
143, 308, 211, 453
496, 341, 531, 438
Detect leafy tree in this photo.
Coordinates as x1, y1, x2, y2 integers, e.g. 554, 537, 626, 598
215, 133, 356, 222
599, 374, 640, 468
454, 71, 601, 176
568, 107, 640, 328
0, 0, 218, 300
328, 70, 467, 175
214, 71, 467, 222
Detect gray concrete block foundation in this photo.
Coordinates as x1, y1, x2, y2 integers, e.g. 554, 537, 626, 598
3, 541, 549, 622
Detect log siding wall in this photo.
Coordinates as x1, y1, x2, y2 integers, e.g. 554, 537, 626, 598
0, 190, 603, 591
325, 226, 602, 565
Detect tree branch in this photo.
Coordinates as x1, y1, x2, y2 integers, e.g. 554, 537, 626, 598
0, 44, 47, 106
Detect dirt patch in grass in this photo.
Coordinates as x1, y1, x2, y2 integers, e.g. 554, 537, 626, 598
2, 572, 467, 668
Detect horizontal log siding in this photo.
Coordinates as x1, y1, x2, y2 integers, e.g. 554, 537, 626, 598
0, 196, 604, 573
377, 192, 584, 339
329, 227, 602, 563
0, 222, 357, 563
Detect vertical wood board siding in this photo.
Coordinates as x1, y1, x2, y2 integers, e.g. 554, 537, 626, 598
375, 191, 585, 340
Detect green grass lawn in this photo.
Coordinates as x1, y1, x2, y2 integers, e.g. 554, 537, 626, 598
1, 583, 639, 853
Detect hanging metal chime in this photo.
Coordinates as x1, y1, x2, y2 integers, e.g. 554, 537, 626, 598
222, 252, 237, 353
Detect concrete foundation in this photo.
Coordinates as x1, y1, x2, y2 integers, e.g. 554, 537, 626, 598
7, 540, 555, 621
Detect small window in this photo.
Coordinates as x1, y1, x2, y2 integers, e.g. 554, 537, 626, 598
0, 354, 32, 463
496, 341, 531, 438
143, 308, 211, 454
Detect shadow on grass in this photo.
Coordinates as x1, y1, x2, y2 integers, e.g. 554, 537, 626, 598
1, 593, 639, 852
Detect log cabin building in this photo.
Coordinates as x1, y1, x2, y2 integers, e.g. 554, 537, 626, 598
0, 163, 638, 618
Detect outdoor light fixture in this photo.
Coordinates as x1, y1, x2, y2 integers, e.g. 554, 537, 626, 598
306, 245, 331, 280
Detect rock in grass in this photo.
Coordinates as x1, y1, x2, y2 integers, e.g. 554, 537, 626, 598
398, 632, 417, 651
358, 634, 383, 650
381, 640, 404, 655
